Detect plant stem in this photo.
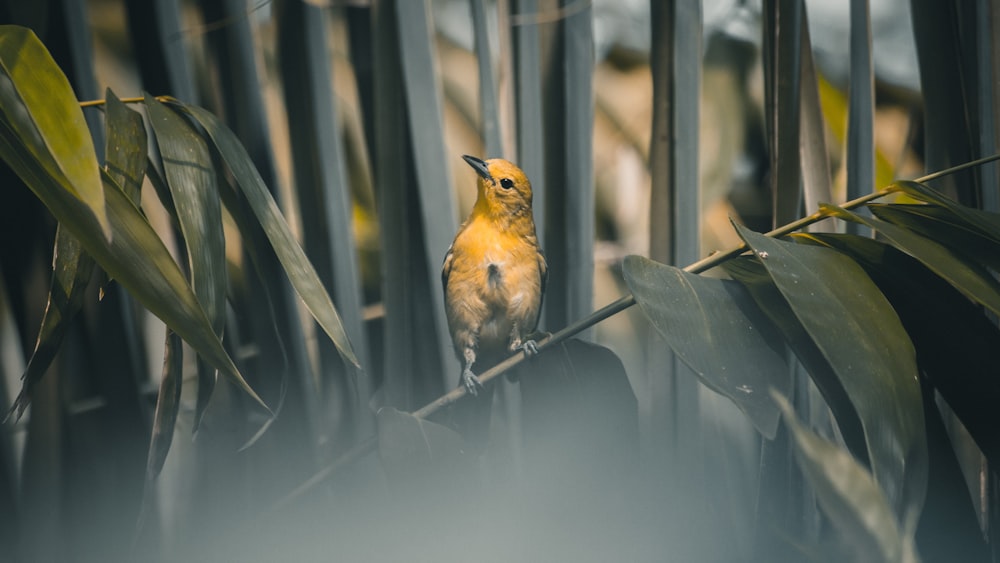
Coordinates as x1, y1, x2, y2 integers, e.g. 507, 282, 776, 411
79, 96, 169, 108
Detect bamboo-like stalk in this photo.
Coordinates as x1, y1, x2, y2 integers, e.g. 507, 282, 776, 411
271, 152, 1000, 509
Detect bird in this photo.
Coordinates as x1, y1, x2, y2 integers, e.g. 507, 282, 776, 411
442, 155, 547, 397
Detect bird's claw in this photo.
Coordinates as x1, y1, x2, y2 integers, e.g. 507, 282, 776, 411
462, 369, 483, 396
518, 339, 540, 357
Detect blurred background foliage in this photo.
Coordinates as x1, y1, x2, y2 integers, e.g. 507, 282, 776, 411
0, 0, 998, 561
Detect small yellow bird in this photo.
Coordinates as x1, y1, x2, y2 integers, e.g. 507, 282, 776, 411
442, 155, 547, 396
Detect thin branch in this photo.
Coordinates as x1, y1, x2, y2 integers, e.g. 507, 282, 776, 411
79, 96, 166, 108
915, 153, 1000, 183
271, 153, 1000, 509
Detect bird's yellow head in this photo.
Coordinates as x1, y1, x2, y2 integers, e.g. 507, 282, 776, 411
462, 155, 533, 219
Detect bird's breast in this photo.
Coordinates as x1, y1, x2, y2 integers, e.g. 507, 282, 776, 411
480, 253, 509, 307
451, 219, 542, 306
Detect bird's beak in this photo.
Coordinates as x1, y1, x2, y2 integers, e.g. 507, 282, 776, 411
462, 154, 492, 182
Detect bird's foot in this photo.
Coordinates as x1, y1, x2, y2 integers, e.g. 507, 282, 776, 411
462, 368, 483, 396
516, 331, 550, 357
517, 339, 540, 356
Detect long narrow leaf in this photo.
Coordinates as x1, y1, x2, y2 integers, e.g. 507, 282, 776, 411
146, 93, 227, 430
6, 225, 94, 421
275, 0, 370, 420
646, 1, 703, 461
180, 102, 359, 368
562, 0, 595, 326
137, 328, 184, 537
797, 6, 835, 232
0, 25, 110, 238
540, 0, 597, 331
146, 329, 183, 479
623, 255, 789, 438
733, 223, 926, 520
846, 0, 874, 211
470, 0, 502, 157
394, 0, 459, 377
0, 98, 267, 412
372, 0, 433, 407
122, 0, 197, 103
773, 393, 919, 562
0, 83, 262, 415
723, 257, 868, 461
762, 0, 802, 226
822, 204, 1000, 316
910, 1, 975, 203
104, 90, 146, 204
795, 232, 1000, 464
893, 180, 1000, 244
102, 172, 266, 410
7, 87, 150, 421
146, 95, 226, 331
869, 203, 1000, 271
510, 0, 545, 234
974, 2, 999, 211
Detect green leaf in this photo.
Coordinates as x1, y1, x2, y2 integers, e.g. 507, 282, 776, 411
146, 93, 226, 327
517, 339, 638, 485
102, 173, 267, 410
795, 232, 1000, 464
6, 225, 94, 421
623, 255, 790, 438
376, 406, 473, 494
733, 223, 926, 520
6, 90, 145, 421
822, 204, 1000, 317
145, 330, 183, 480
100, 90, 146, 295
893, 180, 1000, 243
0, 23, 269, 461
104, 89, 146, 204
773, 392, 920, 563
179, 101, 359, 368
722, 257, 867, 459
0, 25, 109, 238
145, 93, 227, 431
2, 130, 267, 415
869, 203, 1000, 271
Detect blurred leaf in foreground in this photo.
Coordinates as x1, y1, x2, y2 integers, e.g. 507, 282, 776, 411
773, 392, 920, 563
376, 406, 473, 496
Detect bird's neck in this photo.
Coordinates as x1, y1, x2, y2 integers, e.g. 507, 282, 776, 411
471, 195, 536, 237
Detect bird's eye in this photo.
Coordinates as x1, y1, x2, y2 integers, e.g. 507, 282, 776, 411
500, 178, 514, 189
